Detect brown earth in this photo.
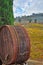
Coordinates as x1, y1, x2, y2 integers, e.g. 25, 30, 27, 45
2, 60, 43, 65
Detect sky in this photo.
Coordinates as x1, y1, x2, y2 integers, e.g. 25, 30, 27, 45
13, 0, 43, 18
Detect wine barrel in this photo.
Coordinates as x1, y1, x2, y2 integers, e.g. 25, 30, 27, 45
0, 25, 30, 65
0, 25, 18, 65
14, 25, 30, 64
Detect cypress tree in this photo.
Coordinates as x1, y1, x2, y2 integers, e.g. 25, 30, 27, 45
0, 0, 14, 25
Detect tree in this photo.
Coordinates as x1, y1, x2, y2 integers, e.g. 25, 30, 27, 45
18, 18, 21, 23
0, 0, 14, 25
34, 19, 37, 23
29, 19, 32, 23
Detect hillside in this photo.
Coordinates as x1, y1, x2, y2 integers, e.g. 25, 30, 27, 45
24, 23, 43, 61
15, 13, 43, 23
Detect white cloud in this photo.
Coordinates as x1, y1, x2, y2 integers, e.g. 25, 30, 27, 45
13, 0, 43, 18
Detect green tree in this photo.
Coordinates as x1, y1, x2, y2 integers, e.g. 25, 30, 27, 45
34, 19, 37, 23
18, 18, 21, 23
29, 19, 32, 23
0, 0, 14, 25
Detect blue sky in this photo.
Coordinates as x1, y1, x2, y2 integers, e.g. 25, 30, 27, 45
13, 0, 43, 18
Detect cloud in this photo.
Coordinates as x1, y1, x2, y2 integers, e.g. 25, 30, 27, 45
13, 0, 43, 18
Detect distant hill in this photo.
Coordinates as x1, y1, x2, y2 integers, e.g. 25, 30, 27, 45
15, 13, 43, 24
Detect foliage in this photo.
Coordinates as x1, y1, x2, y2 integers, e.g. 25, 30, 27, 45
29, 18, 32, 23
18, 18, 21, 22
34, 19, 37, 23
0, 0, 14, 25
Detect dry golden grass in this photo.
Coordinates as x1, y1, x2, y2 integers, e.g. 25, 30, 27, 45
24, 23, 43, 61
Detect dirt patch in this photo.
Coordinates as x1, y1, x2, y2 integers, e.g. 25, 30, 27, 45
27, 60, 43, 65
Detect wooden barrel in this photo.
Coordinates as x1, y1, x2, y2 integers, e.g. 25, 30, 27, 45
14, 25, 30, 64
0, 25, 18, 65
0, 25, 30, 65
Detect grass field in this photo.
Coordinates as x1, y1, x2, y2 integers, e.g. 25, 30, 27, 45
24, 23, 43, 61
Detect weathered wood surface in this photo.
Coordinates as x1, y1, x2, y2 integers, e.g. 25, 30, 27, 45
0, 25, 30, 65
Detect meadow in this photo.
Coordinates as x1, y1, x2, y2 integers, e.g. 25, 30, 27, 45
24, 23, 43, 61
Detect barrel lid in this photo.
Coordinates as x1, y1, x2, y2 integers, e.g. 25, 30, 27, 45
0, 25, 18, 64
